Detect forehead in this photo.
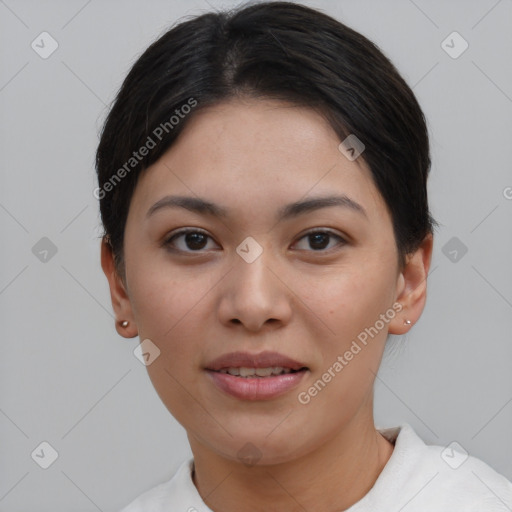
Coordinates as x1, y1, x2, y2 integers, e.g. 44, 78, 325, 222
130, 98, 388, 224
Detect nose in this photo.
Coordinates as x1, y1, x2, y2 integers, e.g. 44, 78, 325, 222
217, 251, 293, 333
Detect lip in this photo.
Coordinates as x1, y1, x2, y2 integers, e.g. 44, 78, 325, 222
206, 369, 308, 401
204, 350, 309, 401
205, 350, 307, 371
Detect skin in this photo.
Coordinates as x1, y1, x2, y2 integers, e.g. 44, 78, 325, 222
102, 97, 433, 511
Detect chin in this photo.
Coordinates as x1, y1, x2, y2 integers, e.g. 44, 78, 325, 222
201, 426, 314, 467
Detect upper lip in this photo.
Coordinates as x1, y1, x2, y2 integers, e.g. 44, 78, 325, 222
205, 351, 307, 371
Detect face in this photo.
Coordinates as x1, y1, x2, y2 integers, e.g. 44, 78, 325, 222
104, 98, 430, 465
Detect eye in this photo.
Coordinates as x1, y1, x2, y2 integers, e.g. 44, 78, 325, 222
293, 229, 347, 252
163, 229, 219, 252
163, 228, 347, 254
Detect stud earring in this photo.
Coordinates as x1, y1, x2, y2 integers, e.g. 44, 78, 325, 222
404, 319, 412, 326
120, 320, 129, 328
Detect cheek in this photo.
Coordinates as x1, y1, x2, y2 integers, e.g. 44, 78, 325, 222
298, 256, 397, 406
126, 265, 217, 426
126, 253, 213, 342
292, 269, 393, 428
304, 261, 397, 339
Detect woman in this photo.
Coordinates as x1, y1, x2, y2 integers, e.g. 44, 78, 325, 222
96, 2, 512, 510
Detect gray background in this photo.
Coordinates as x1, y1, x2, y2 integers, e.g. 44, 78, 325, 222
1, 0, 511, 510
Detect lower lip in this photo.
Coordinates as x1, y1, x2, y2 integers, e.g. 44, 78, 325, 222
206, 369, 308, 401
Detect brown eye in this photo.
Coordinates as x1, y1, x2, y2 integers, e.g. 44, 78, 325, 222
293, 230, 346, 252
164, 229, 217, 252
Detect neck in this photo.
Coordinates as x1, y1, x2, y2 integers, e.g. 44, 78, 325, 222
189, 407, 394, 512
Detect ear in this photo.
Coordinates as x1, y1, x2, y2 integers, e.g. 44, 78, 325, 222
100, 237, 138, 338
388, 233, 433, 335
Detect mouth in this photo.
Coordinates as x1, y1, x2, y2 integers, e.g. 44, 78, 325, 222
213, 366, 308, 377
204, 351, 309, 400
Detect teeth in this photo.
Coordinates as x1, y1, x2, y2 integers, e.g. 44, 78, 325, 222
255, 367, 274, 377
239, 367, 255, 377
219, 367, 294, 377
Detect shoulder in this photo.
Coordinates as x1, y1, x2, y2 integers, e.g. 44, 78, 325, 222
422, 441, 512, 510
371, 423, 512, 511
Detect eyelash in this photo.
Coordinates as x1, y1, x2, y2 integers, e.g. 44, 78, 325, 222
163, 228, 347, 254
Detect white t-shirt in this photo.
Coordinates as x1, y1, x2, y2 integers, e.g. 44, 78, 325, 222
120, 423, 512, 511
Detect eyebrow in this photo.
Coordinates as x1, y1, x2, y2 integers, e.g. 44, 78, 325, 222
146, 194, 367, 221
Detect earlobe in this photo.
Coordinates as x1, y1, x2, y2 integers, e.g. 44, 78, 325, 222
388, 233, 433, 335
100, 237, 138, 338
